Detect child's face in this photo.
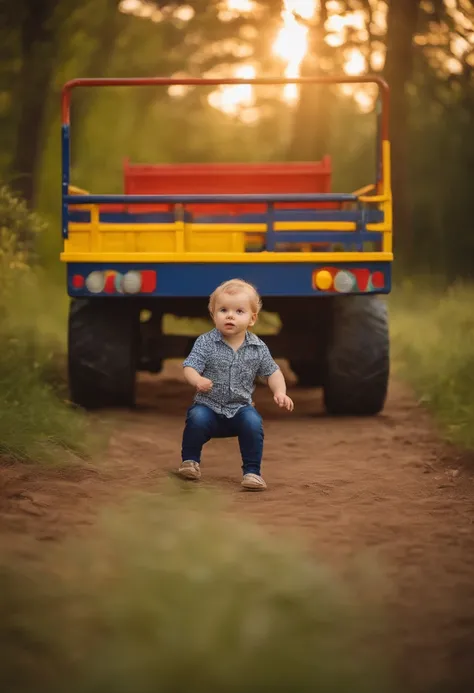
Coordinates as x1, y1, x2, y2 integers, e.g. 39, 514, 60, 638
212, 291, 257, 337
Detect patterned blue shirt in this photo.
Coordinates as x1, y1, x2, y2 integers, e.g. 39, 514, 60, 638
183, 328, 279, 418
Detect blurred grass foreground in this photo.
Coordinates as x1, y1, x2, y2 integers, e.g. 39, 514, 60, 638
0, 486, 389, 693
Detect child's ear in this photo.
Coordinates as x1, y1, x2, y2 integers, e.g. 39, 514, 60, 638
249, 313, 258, 327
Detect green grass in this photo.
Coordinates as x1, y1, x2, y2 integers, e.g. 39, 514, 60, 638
0, 265, 102, 464
390, 279, 474, 448
0, 183, 101, 464
0, 485, 391, 693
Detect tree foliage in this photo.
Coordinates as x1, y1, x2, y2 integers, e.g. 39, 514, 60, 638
0, 0, 473, 276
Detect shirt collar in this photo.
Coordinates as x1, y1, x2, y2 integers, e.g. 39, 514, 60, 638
211, 328, 260, 346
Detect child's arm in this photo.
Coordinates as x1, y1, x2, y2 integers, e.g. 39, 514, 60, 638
182, 335, 213, 392
257, 343, 294, 412
183, 366, 213, 393
268, 369, 294, 411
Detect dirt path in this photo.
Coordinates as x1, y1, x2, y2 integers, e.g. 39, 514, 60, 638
1, 362, 474, 692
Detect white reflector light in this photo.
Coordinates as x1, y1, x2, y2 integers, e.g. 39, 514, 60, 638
333, 270, 354, 293
122, 271, 142, 294
85, 271, 105, 293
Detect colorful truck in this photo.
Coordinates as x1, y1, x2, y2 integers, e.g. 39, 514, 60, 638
61, 75, 392, 415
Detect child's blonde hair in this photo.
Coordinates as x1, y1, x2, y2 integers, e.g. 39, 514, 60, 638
208, 279, 262, 316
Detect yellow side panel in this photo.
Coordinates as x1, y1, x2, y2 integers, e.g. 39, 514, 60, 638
136, 231, 176, 253
100, 233, 130, 253
187, 232, 243, 253
64, 233, 91, 254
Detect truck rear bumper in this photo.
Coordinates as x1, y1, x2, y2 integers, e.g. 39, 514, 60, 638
66, 261, 392, 298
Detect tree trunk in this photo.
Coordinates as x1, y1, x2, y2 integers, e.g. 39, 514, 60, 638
384, 0, 420, 265
10, 0, 58, 206
288, 1, 331, 162
70, 0, 122, 167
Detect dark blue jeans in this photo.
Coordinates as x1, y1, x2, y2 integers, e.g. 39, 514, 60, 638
181, 404, 264, 476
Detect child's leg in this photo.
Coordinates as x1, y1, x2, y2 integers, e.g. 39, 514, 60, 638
231, 405, 264, 479
181, 404, 219, 467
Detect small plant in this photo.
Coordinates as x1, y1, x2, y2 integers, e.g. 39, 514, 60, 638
0, 183, 45, 260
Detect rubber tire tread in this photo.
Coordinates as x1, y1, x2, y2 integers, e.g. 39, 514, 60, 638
323, 295, 389, 416
68, 298, 138, 409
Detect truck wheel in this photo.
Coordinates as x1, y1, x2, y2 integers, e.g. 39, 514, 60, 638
68, 298, 139, 409
323, 295, 389, 416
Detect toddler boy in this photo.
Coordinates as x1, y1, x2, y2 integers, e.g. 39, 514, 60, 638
177, 279, 294, 491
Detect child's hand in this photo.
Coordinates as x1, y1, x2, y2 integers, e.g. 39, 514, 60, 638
273, 392, 294, 411
196, 376, 213, 393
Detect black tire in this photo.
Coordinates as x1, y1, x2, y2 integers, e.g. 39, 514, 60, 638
323, 295, 389, 416
68, 298, 139, 409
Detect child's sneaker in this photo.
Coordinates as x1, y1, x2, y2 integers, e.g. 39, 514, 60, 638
241, 473, 267, 491
177, 461, 201, 480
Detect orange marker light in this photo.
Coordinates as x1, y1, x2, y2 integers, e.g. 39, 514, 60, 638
313, 269, 333, 291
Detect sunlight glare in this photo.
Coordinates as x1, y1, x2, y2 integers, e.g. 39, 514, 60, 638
345, 11, 365, 31
446, 57, 463, 74
206, 0, 374, 116
227, 0, 254, 11
219, 0, 254, 21
326, 33, 344, 47
273, 1, 316, 101
119, 0, 140, 12
371, 49, 385, 71
174, 5, 195, 21
354, 88, 374, 113
326, 14, 345, 33
208, 64, 256, 114
344, 48, 366, 75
